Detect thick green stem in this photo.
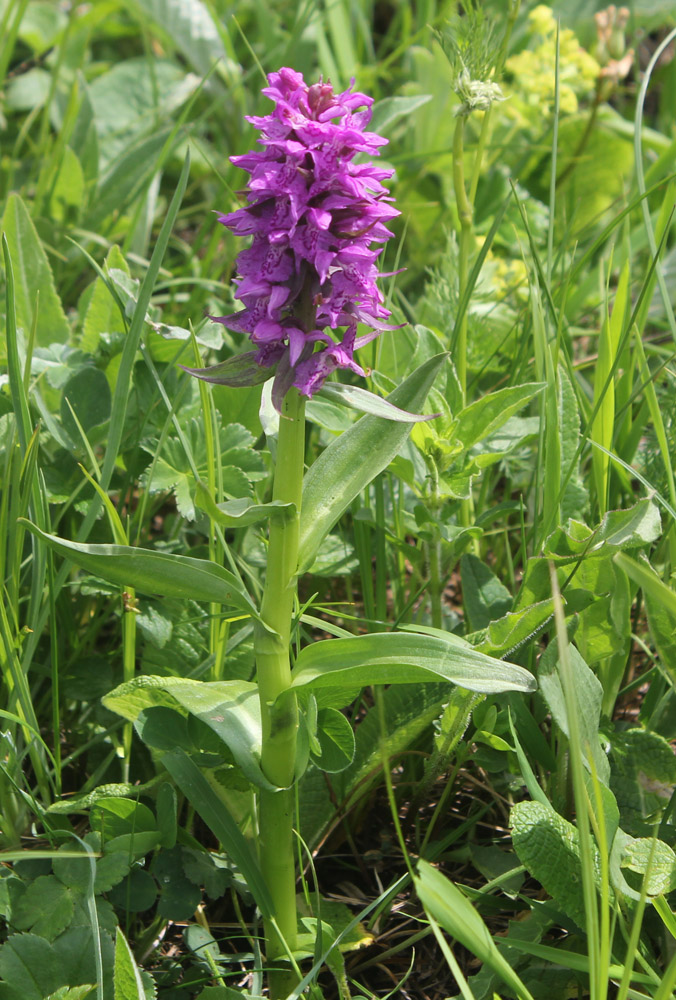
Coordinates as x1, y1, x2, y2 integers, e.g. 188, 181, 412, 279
255, 388, 306, 997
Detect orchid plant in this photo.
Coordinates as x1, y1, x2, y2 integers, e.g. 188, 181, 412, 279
24, 69, 536, 998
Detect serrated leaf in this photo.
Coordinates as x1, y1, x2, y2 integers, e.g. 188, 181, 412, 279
610, 728, 676, 835
11, 876, 73, 941
181, 849, 231, 899
511, 801, 602, 929
453, 383, 545, 451
470, 599, 555, 658
94, 853, 132, 893
114, 927, 146, 1000
0, 934, 61, 1000
621, 837, 676, 896
1, 193, 70, 347
544, 498, 661, 563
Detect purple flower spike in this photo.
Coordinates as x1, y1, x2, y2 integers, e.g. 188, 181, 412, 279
214, 67, 399, 404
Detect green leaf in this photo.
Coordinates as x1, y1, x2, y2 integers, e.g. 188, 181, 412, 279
545, 498, 662, 563
415, 860, 535, 1000
156, 783, 177, 849
621, 837, 676, 896
108, 869, 158, 914
460, 554, 513, 631
470, 600, 555, 658
616, 551, 676, 620
45, 988, 95, 1000
11, 876, 73, 942
182, 352, 272, 387
134, 0, 237, 81
645, 584, 676, 691
298, 354, 446, 572
152, 847, 201, 921
370, 94, 433, 133
538, 642, 609, 784
114, 927, 146, 1000
20, 522, 260, 620
311, 708, 356, 773
0, 934, 61, 1000
160, 749, 273, 918
289, 631, 536, 700
1, 193, 70, 347
61, 367, 112, 442
103, 675, 273, 790
610, 728, 676, 835
317, 382, 438, 422
195, 484, 294, 529
81, 245, 129, 353
511, 801, 602, 929
453, 383, 545, 451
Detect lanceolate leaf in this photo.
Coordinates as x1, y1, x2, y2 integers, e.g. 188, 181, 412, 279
20, 521, 260, 620
317, 382, 438, 422
287, 631, 536, 701
181, 352, 274, 387
161, 748, 273, 918
298, 353, 446, 572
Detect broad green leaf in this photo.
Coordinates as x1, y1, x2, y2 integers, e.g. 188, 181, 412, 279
114, 927, 145, 1000
20, 522, 260, 621
161, 749, 273, 918
81, 245, 129, 354
135, 0, 238, 81
108, 869, 157, 914
370, 94, 433, 134
460, 554, 513, 631
453, 383, 545, 451
311, 708, 355, 773
610, 728, 676, 835
415, 860, 535, 1000
11, 876, 73, 942
298, 353, 445, 572
288, 631, 536, 699
61, 367, 112, 442
1, 193, 70, 347
151, 847, 201, 921
545, 498, 661, 563
0, 933, 61, 1000
511, 800, 603, 929
538, 642, 609, 784
318, 382, 437, 422
195, 484, 294, 528
621, 837, 676, 896
103, 675, 272, 790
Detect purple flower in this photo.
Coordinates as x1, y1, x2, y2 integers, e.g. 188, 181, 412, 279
213, 67, 399, 405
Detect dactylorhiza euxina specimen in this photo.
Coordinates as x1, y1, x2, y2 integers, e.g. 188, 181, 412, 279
202, 67, 399, 406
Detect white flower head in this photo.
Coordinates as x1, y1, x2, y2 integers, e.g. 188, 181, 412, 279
454, 66, 506, 116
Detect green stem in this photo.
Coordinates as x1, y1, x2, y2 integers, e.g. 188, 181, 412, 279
453, 115, 472, 405
255, 387, 306, 998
